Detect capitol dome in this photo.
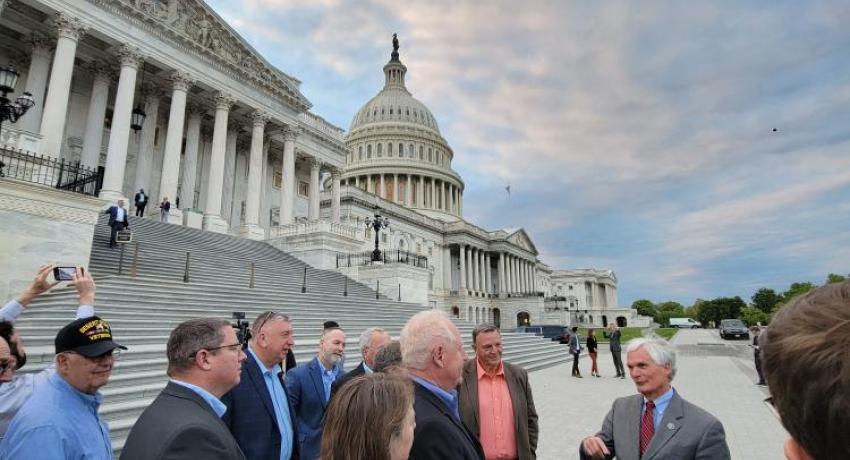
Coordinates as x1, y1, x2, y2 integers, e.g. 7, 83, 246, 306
341, 36, 464, 222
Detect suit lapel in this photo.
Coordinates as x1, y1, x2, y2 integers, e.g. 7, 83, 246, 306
463, 360, 480, 433
503, 364, 524, 440
624, 394, 643, 456
309, 358, 328, 408
643, 392, 684, 460
245, 357, 277, 427
416, 382, 480, 450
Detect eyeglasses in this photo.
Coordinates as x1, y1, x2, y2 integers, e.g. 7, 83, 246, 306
253, 311, 290, 335
0, 359, 11, 374
204, 342, 243, 353
65, 349, 121, 362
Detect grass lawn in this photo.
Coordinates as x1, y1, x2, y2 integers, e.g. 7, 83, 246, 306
654, 328, 679, 340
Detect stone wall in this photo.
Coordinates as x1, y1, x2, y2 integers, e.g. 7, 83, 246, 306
0, 179, 105, 300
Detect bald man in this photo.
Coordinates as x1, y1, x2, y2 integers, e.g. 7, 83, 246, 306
0, 337, 11, 383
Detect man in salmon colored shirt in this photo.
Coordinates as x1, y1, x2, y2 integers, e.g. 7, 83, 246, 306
459, 324, 539, 460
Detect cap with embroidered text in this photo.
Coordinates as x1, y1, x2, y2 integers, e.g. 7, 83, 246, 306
55, 316, 127, 357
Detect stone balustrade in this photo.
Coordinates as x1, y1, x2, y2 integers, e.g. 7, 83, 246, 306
270, 219, 361, 239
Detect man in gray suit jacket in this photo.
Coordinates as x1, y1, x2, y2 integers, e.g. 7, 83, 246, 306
121, 319, 247, 460
580, 338, 730, 460
459, 324, 539, 460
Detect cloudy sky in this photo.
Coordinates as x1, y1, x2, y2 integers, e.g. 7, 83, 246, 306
206, 0, 850, 306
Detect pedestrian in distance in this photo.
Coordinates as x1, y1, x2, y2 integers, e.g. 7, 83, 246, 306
749, 326, 766, 386
587, 328, 600, 377
159, 197, 171, 223
608, 323, 625, 378
105, 199, 130, 248
570, 326, 582, 378
134, 188, 148, 217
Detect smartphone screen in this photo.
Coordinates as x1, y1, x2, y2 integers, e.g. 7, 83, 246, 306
53, 266, 76, 281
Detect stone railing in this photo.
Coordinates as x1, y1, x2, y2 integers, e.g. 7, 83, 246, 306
270, 219, 361, 240
0, 126, 42, 153
299, 112, 345, 140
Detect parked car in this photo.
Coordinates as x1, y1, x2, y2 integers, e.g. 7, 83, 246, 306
669, 317, 702, 329
719, 319, 749, 340
514, 325, 569, 343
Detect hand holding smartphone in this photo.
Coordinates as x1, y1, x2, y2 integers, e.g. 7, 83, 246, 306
53, 266, 79, 281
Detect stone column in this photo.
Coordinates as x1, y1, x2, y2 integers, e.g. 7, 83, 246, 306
498, 252, 506, 297
221, 121, 240, 225
79, 62, 111, 169
20, 33, 53, 135
474, 247, 482, 293
331, 171, 341, 223
458, 244, 467, 295
280, 127, 298, 225
157, 71, 192, 224
238, 110, 269, 239
459, 190, 463, 216
99, 45, 143, 201
479, 250, 485, 293
354, 176, 359, 189
132, 85, 161, 200
508, 256, 515, 294
443, 246, 452, 291
202, 92, 235, 233
447, 184, 453, 214
393, 173, 399, 203
430, 178, 436, 209
308, 158, 321, 220
39, 14, 86, 159
379, 173, 386, 199
179, 104, 203, 212
406, 175, 413, 206
485, 253, 491, 295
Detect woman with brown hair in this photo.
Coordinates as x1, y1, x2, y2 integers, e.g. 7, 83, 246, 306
587, 328, 600, 377
321, 372, 416, 460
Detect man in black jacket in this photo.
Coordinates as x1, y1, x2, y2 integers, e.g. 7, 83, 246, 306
330, 326, 391, 399
133, 189, 148, 217
104, 200, 129, 248
400, 310, 484, 460
121, 319, 247, 460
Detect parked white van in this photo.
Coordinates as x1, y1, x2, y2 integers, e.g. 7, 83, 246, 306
669, 317, 702, 328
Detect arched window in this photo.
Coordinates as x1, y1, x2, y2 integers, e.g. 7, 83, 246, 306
358, 146, 363, 160
428, 148, 433, 162
408, 144, 414, 158
377, 143, 382, 157
367, 144, 372, 158
399, 143, 404, 157
419, 146, 423, 159
388, 143, 393, 157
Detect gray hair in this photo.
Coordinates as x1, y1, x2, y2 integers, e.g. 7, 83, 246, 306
359, 327, 388, 352
251, 311, 291, 337
471, 324, 500, 344
625, 337, 677, 380
167, 318, 231, 375
373, 340, 402, 373
400, 310, 456, 370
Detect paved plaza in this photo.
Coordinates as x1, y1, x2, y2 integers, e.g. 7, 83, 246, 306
530, 329, 787, 460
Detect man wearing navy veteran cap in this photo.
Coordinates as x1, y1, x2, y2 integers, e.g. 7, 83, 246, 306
0, 316, 125, 459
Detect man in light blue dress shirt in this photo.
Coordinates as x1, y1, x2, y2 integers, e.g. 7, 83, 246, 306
223, 312, 298, 459
0, 314, 126, 459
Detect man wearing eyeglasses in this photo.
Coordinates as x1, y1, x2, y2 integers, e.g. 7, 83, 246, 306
0, 337, 11, 384
0, 315, 126, 459
121, 318, 247, 460
222, 312, 299, 459
0, 264, 96, 440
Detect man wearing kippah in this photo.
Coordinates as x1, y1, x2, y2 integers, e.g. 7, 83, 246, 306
0, 315, 126, 459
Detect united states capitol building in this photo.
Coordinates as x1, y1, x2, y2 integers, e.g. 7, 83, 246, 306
0, 0, 644, 329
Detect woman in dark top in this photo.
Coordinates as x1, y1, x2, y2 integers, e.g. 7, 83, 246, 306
587, 329, 600, 377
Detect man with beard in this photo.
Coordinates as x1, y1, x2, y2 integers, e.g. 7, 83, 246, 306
286, 326, 346, 460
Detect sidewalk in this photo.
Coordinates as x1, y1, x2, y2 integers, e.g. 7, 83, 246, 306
529, 329, 787, 459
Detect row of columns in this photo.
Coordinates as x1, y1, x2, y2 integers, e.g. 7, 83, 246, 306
344, 173, 462, 216
455, 245, 537, 297
21, 13, 342, 238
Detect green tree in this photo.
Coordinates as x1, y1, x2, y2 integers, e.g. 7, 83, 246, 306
826, 273, 847, 284
653, 301, 685, 326
696, 296, 747, 327
751, 288, 780, 314
739, 307, 769, 326
783, 282, 816, 302
632, 299, 656, 318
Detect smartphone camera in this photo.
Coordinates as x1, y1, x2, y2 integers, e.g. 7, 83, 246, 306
53, 266, 77, 281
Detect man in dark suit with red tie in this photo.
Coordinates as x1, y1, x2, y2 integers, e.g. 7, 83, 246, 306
104, 199, 129, 248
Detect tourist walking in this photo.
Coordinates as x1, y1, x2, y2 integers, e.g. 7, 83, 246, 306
570, 327, 582, 378
105, 199, 129, 248
133, 188, 148, 217
159, 197, 171, 223
608, 324, 625, 378
587, 328, 599, 377
750, 326, 765, 386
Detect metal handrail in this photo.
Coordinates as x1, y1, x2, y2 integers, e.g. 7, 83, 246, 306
0, 146, 102, 196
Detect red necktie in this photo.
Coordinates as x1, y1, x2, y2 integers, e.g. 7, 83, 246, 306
640, 400, 655, 457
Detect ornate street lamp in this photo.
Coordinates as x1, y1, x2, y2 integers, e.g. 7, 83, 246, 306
130, 62, 147, 132
364, 207, 389, 262
0, 66, 36, 139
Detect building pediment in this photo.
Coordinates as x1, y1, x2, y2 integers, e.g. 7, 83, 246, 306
108, 0, 310, 111
507, 229, 538, 255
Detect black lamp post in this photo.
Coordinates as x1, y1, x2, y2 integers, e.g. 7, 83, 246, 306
364, 207, 389, 262
130, 62, 147, 132
0, 65, 36, 140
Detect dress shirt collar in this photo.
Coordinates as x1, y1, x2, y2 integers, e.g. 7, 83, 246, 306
476, 359, 505, 380
643, 386, 675, 428
170, 379, 227, 418
412, 376, 460, 420
362, 362, 373, 374
51, 372, 103, 409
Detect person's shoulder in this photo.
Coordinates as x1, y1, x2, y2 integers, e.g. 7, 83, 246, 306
502, 360, 527, 377
677, 394, 723, 425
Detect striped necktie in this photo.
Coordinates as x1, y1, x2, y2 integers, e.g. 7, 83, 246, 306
640, 400, 655, 457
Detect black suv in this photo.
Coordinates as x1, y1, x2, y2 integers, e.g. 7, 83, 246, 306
514, 325, 569, 343
719, 319, 749, 340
